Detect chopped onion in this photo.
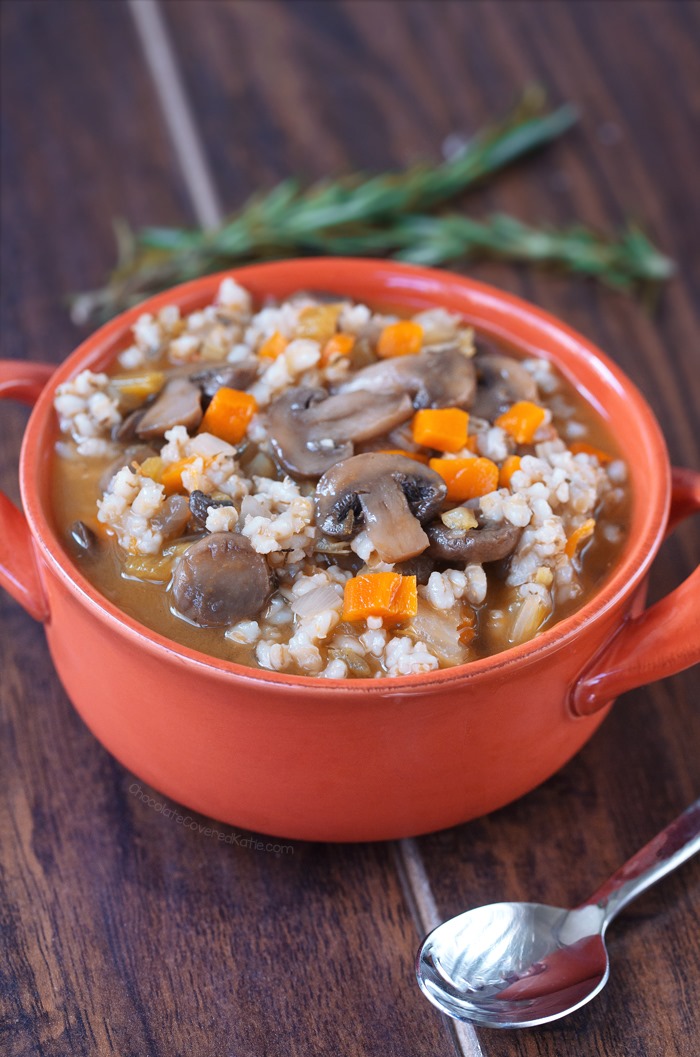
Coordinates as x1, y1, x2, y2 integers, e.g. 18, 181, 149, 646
509, 595, 550, 645
330, 648, 371, 677
291, 584, 341, 618
408, 599, 471, 666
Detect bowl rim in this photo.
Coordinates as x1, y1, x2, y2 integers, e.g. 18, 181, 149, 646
20, 258, 670, 692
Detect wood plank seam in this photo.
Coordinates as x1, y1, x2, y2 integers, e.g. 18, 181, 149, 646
396, 840, 485, 1057
128, 0, 223, 228
129, 4, 485, 1053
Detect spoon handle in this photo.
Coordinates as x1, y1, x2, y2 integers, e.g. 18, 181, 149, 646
582, 799, 700, 927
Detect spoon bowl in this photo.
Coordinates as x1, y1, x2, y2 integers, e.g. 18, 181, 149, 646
416, 800, 700, 1028
418, 901, 610, 1027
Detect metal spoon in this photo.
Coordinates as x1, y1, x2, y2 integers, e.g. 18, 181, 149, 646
416, 799, 700, 1028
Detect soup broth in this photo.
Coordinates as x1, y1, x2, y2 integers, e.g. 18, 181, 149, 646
51, 281, 631, 677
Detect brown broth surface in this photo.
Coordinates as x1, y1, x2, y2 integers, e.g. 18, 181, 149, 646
51, 347, 631, 670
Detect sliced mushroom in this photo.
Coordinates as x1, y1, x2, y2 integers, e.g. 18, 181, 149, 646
189, 489, 235, 526
136, 377, 203, 439
394, 552, 435, 586
340, 346, 476, 410
113, 406, 149, 444
171, 532, 272, 627
427, 515, 522, 564
152, 495, 191, 541
68, 520, 99, 559
315, 452, 446, 564
470, 353, 538, 421
267, 386, 413, 477
188, 360, 258, 399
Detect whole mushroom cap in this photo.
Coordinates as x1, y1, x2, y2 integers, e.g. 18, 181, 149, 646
315, 452, 447, 564
470, 352, 538, 421
426, 514, 522, 564
171, 532, 272, 627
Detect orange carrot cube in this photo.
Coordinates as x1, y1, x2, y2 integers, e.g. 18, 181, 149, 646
495, 401, 547, 444
258, 331, 288, 360
198, 387, 258, 445
499, 455, 522, 489
342, 573, 418, 625
377, 321, 423, 358
161, 456, 199, 495
429, 457, 499, 502
321, 332, 355, 365
412, 408, 469, 453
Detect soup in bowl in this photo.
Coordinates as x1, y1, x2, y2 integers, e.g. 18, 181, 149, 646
50, 278, 631, 677
1, 260, 698, 840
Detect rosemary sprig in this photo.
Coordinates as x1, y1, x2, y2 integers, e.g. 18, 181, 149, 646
71, 90, 673, 325
380, 215, 674, 288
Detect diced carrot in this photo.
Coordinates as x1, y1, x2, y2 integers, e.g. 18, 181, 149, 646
412, 407, 469, 453
342, 573, 418, 625
377, 320, 423, 358
296, 304, 343, 344
495, 401, 547, 444
377, 449, 430, 464
565, 518, 596, 559
570, 441, 612, 464
499, 455, 522, 489
198, 387, 258, 445
464, 435, 479, 453
258, 330, 288, 360
161, 456, 199, 495
457, 609, 477, 645
321, 332, 355, 365
429, 457, 499, 502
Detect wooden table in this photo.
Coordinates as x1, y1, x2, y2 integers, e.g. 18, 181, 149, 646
2, 3, 698, 1055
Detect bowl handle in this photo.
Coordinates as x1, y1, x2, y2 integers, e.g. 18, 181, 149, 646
571, 467, 700, 717
0, 360, 56, 622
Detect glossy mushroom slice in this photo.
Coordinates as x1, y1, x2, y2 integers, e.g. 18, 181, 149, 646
266, 386, 413, 477
470, 353, 538, 421
136, 377, 203, 439
68, 520, 100, 559
427, 512, 522, 564
188, 489, 235, 526
152, 495, 192, 542
340, 346, 476, 410
171, 532, 272, 627
188, 360, 259, 400
315, 452, 447, 564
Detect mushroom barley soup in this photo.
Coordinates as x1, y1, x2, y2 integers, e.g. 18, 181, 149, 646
51, 280, 631, 678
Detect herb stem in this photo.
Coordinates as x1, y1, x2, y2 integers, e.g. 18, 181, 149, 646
70, 90, 672, 326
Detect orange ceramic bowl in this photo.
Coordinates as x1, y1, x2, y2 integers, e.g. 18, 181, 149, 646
1, 260, 699, 842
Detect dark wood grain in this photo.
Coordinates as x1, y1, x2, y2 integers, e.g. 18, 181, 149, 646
2, 1, 699, 1056
0, 4, 455, 1057
165, 1, 700, 1054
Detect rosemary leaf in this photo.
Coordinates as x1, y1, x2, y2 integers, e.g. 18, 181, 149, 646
390, 215, 675, 289
70, 89, 672, 325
